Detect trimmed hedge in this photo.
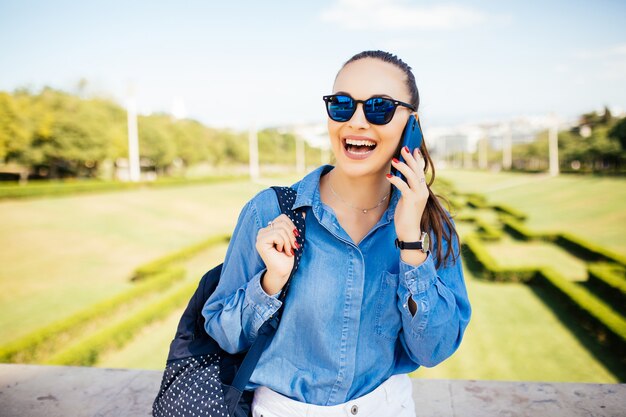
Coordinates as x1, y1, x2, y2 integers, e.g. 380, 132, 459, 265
0, 267, 185, 364
587, 263, 626, 313
132, 234, 230, 281
499, 216, 545, 241
465, 193, 488, 209
498, 215, 626, 268
461, 233, 536, 282
555, 233, 626, 266
474, 217, 503, 241
45, 280, 197, 366
532, 266, 626, 355
491, 203, 527, 221
0, 174, 247, 200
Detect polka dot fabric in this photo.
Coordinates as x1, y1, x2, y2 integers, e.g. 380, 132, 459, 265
153, 354, 228, 416
270, 187, 306, 304
152, 187, 304, 417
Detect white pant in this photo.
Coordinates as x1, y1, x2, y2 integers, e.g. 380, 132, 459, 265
251, 374, 417, 417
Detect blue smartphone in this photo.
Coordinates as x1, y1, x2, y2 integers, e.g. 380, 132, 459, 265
392, 115, 423, 182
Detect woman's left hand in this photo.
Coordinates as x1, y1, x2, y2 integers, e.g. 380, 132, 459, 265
386, 146, 429, 242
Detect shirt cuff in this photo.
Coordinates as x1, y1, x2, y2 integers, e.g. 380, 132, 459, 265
245, 270, 283, 324
399, 250, 437, 295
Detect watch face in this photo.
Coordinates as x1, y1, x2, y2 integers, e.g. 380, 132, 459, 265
422, 232, 430, 252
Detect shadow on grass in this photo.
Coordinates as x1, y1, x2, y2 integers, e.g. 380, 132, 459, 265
527, 282, 626, 382
462, 243, 625, 382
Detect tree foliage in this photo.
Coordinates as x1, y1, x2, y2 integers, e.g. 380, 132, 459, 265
510, 107, 626, 174
0, 87, 321, 180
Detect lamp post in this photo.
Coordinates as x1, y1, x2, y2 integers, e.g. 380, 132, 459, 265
249, 122, 259, 180
126, 86, 140, 182
548, 113, 560, 176
503, 122, 512, 170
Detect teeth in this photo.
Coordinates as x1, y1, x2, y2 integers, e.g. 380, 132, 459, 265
345, 139, 376, 147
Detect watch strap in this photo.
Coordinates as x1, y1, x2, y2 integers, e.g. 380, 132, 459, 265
395, 238, 424, 250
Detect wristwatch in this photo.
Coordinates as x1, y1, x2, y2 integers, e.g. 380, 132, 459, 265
395, 232, 429, 253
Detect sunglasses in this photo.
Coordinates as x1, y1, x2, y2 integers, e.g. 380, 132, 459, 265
322, 94, 416, 125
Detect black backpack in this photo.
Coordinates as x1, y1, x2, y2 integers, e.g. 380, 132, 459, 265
152, 186, 306, 417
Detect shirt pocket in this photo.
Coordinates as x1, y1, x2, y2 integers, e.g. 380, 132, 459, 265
374, 271, 402, 341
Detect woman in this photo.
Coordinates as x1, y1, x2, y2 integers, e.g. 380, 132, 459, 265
203, 50, 471, 417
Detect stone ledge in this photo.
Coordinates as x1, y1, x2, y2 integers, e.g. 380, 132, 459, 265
0, 364, 624, 417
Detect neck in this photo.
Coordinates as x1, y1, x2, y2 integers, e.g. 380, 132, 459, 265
324, 166, 391, 212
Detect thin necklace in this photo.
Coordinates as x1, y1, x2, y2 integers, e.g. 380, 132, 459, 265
328, 173, 390, 214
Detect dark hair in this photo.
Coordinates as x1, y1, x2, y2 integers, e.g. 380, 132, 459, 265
341, 50, 461, 269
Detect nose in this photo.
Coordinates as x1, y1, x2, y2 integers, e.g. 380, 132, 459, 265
347, 102, 370, 129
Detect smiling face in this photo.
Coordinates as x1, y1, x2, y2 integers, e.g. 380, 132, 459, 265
328, 57, 415, 179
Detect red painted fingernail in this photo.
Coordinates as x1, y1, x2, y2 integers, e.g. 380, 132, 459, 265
293, 228, 299, 237
392, 158, 399, 164
403, 146, 410, 153
290, 249, 295, 256
294, 241, 301, 249
386, 173, 393, 179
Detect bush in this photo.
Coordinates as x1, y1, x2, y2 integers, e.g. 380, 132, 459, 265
555, 233, 626, 266
465, 193, 488, 209
132, 234, 230, 281
532, 267, 626, 355
45, 280, 196, 366
587, 263, 626, 314
474, 217, 503, 241
0, 175, 246, 200
0, 267, 185, 363
492, 203, 527, 221
461, 233, 535, 282
500, 216, 547, 241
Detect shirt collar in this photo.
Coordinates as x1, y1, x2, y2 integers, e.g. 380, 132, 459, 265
291, 165, 400, 223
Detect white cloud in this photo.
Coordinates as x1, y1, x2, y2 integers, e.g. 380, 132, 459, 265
320, 0, 491, 31
573, 43, 626, 60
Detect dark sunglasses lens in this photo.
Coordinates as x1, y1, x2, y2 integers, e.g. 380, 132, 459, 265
327, 95, 355, 122
364, 98, 396, 124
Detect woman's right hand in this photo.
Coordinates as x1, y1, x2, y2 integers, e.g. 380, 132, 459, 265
255, 214, 300, 295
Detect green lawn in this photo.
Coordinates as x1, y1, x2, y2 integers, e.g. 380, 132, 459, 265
0, 180, 269, 343
413, 266, 619, 383
482, 235, 589, 282
96, 244, 230, 370
439, 168, 626, 256
2, 168, 624, 384
97, 242, 620, 383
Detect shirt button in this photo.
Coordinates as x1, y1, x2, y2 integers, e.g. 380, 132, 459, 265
351, 404, 358, 415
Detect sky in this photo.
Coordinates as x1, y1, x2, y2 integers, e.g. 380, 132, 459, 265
1, 0, 625, 130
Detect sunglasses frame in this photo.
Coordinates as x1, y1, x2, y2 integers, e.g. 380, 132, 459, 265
322, 94, 416, 125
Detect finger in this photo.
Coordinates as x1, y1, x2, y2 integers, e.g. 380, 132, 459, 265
413, 147, 426, 171
272, 219, 298, 250
401, 146, 423, 176
271, 227, 294, 256
273, 214, 299, 247
400, 147, 427, 187
386, 173, 411, 195
391, 158, 420, 190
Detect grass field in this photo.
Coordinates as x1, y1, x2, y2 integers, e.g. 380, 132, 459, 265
2, 167, 625, 383
439, 169, 626, 256
0, 180, 270, 343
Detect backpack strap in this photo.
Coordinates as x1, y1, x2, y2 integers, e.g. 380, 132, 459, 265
270, 186, 306, 305
230, 186, 305, 393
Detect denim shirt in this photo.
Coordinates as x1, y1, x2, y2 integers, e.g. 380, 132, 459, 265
202, 165, 471, 406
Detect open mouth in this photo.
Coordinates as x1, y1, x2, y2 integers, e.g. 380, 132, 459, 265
343, 138, 377, 155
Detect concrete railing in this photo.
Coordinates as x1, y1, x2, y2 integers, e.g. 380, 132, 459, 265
0, 364, 624, 416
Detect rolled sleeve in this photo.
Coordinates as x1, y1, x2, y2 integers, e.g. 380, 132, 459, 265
244, 270, 283, 331
396, 220, 472, 368
399, 250, 437, 295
